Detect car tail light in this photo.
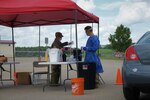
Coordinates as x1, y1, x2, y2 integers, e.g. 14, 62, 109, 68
125, 45, 139, 60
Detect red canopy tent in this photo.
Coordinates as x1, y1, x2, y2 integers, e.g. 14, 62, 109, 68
0, 0, 99, 27
0, 0, 100, 68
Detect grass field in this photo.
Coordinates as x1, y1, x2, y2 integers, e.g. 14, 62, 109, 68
99, 49, 114, 54
98, 49, 124, 60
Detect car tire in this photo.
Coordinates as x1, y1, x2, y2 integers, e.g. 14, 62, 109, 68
123, 86, 140, 100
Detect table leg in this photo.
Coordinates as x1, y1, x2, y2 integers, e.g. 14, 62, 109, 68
43, 65, 51, 92
63, 64, 78, 91
47, 65, 50, 84
60, 66, 62, 85
0, 64, 3, 86
63, 64, 69, 91
10, 64, 12, 79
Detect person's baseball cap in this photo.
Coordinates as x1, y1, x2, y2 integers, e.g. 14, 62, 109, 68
84, 26, 92, 31
55, 32, 63, 37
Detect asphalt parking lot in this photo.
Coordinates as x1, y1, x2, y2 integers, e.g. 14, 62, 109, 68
0, 57, 150, 100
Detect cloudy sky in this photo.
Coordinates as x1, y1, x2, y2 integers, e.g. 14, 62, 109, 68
0, 0, 150, 47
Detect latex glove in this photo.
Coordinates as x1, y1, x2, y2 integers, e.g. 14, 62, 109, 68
83, 47, 88, 51
64, 47, 70, 51
81, 46, 88, 51
68, 41, 73, 45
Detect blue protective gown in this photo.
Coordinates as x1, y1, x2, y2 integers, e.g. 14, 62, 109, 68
84, 35, 104, 73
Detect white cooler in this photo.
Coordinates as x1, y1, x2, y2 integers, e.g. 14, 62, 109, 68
48, 48, 62, 62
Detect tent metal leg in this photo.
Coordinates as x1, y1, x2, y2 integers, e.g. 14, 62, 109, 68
12, 27, 16, 85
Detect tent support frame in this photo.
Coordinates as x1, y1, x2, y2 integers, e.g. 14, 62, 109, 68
74, 10, 79, 61
11, 27, 16, 76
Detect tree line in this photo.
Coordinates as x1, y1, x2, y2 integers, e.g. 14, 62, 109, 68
16, 46, 51, 51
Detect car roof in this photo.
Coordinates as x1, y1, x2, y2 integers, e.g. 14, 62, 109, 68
136, 31, 150, 44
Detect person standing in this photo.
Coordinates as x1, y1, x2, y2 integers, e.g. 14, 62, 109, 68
82, 26, 104, 87
51, 32, 73, 84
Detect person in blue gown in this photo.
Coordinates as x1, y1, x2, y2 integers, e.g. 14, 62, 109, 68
82, 26, 104, 87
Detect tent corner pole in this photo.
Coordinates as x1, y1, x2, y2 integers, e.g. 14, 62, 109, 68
74, 10, 78, 61
38, 26, 41, 61
11, 27, 16, 74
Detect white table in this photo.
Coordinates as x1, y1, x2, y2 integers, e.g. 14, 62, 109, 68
39, 61, 79, 65
0, 61, 20, 85
38, 61, 82, 91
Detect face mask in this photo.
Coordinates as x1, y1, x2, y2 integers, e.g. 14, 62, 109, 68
59, 37, 62, 41
85, 31, 89, 36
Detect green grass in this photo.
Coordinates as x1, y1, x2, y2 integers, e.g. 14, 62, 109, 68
99, 49, 114, 54
98, 49, 124, 60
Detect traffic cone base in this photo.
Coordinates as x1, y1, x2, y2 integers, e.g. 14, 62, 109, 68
116, 68, 123, 85
13, 72, 18, 86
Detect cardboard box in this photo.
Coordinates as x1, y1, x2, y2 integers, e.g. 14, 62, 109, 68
0, 55, 7, 62
16, 72, 31, 85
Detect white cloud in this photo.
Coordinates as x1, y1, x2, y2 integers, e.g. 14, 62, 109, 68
14, 27, 40, 46
98, 1, 123, 11
0, 24, 93, 47
1, 18, 116, 47
99, 24, 116, 45
0, 26, 12, 40
116, 1, 150, 25
74, 0, 96, 11
130, 0, 150, 2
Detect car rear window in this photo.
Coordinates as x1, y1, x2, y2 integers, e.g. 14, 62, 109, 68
137, 32, 150, 44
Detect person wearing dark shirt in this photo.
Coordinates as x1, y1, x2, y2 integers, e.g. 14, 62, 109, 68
51, 32, 73, 84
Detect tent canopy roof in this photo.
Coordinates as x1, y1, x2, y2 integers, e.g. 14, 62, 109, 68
0, 0, 99, 27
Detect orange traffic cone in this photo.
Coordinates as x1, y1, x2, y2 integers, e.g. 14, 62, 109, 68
13, 72, 18, 86
115, 67, 123, 85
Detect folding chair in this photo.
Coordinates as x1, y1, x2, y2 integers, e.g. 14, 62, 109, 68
32, 61, 49, 85
98, 73, 105, 85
